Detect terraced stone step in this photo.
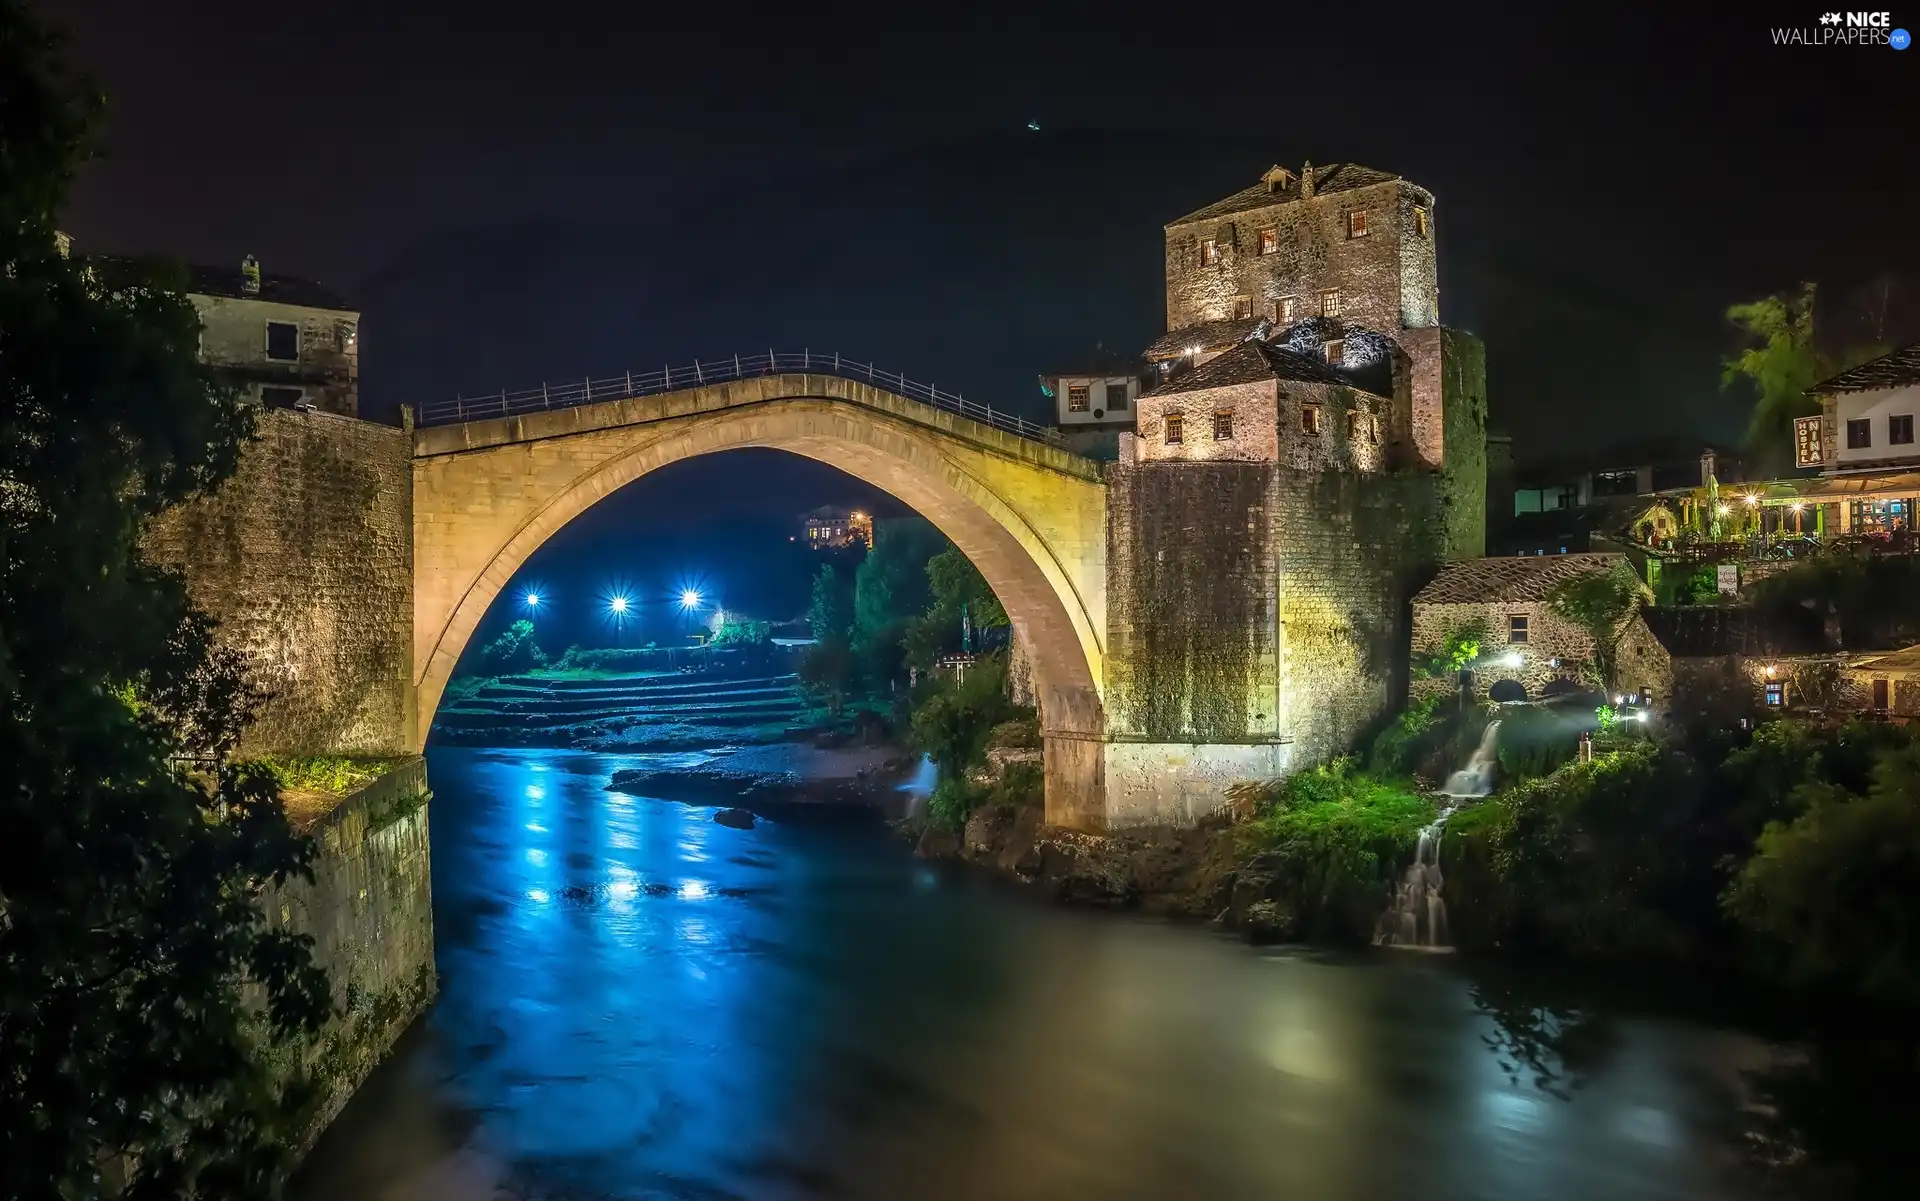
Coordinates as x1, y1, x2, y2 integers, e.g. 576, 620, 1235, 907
433, 703, 809, 732
493, 672, 799, 695
452, 687, 802, 717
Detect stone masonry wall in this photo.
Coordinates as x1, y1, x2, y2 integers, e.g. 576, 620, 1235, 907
259, 758, 435, 1154
1274, 470, 1442, 767
1106, 461, 1279, 743
1401, 326, 1487, 558
1408, 600, 1597, 704
1163, 179, 1436, 336
144, 409, 414, 756
192, 295, 360, 417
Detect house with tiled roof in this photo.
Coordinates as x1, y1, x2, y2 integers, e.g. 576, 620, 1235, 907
1796, 341, 1920, 536
1408, 554, 1656, 703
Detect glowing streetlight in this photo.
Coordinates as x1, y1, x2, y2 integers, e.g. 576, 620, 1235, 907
525, 591, 541, 609
1744, 494, 1760, 506
1715, 503, 1731, 517
679, 589, 702, 610
1499, 651, 1522, 668
608, 595, 629, 615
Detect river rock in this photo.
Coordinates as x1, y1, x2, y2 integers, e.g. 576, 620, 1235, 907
1240, 899, 1296, 944
713, 807, 757, 830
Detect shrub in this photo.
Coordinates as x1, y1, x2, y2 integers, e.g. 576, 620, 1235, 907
264, 755, 389, 795
1367, 693, 1446, 776
927, 776, 984, 833
988, 761, 1045, 809
477, 618, 545, 675
987, 716, 1041, 749
907, 655, 1019, 777
1723, 744, 1920, 1007
1231, 760, 1437, 944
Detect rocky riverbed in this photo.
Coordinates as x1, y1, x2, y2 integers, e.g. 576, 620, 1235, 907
608, 740, 922, 822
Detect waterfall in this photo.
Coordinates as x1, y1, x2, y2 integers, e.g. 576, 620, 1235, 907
1438, 719, 1501, 799
895, 754, 938, 818
1375, 720, 1500, 950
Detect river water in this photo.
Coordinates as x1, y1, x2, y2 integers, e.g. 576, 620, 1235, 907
292, 747, 1798, 1201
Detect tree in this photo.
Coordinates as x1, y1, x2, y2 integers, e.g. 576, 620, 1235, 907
476, 618, 544, 674
903, 545, 1007, 672
1547, 570, 1648, 691
849, 517, 942, 690
1724, 283, 1889, 476
0, 6, 329, 1195
800, 562, 856, 715
907, 654, 1016, 778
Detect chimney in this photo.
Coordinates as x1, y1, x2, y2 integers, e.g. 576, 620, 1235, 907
1699, 447, 1718, 487
1300, 161, 1316, 200
241, 254, 261, 295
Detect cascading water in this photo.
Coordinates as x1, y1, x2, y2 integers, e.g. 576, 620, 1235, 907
1375, 720, 1500, 950
895, 754, 938, 819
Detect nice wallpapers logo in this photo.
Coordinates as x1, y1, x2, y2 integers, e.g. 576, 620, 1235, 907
1772, 11, 1911, 46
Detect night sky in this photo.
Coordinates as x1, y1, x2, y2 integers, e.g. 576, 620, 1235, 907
53, 2, 1920, 628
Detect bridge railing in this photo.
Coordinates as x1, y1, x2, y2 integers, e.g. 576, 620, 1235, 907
415, 351, 1062, 444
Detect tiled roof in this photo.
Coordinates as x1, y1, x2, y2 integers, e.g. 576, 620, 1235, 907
1413, 553, 1627, 605
186, 264, 354, 311
1169, 163, 1404, 226
1640, 606, 1829, 658
1849, 644, 1920, 673
1142, 341, 1351, 399
1813, 342, 1920, 393
1144, 316, 1269, 362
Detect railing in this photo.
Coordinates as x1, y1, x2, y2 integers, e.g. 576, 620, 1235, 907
416, 350, 1061, 444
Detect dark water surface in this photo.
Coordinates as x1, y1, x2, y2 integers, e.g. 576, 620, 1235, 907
292, 747, 1784, 1201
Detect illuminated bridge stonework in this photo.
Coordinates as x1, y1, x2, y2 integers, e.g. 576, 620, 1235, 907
410, 373, 1118, 827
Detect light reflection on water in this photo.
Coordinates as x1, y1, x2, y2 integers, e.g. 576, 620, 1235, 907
292, 747, 1773, 1201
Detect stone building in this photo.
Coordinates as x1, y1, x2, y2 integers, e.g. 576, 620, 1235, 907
1098, 161, 1487, 819
1039, 347, 1149, 461
1408, 554, 1645, 704
186, 256, 361, 417
800, 506, 873, 549
1636, 608, 1847, 722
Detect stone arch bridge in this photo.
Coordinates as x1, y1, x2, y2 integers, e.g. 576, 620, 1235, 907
410, 358, 1112, 827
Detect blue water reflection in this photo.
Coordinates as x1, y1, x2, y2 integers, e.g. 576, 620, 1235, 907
294, 747, 1772, 1201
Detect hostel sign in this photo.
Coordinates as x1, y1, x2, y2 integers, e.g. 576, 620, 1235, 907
1793, 415, 1823, 469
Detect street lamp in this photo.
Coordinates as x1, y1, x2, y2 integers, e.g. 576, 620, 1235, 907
679, 589, 702, 610
524, 591, 541, 610
608, 595, 629, 616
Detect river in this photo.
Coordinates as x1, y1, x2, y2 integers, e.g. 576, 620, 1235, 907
291, 747, 1808, 1201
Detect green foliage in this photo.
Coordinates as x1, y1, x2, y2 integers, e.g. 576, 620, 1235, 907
264, 755, 391, 796
990, 761, 1045, 809
1442, 744, 1705, 958
903, 545, 1010, 670
0, 8, 330, 1190
1421, 619, 1487, 679
1367, 693, 1447, 776
1723, 283, 1889, 476
1724, 741, 1920, 1007
476, 618, 545, 675
851, 517, 944, 689
1547, 570, 1648, 690
926, 777, 983, 833
1493, 702, 1587, 784
987, 715, 1041, 750
1231, 761, 1437, 944
364, 788, 431, 834
1653, 562, 1717, 607
907, 654, 1019, 778
709, 617, 770, 647
801, 561, 858, 715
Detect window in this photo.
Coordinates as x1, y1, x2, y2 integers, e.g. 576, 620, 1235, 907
1277, 297, 1299, 322
1508, 614, 1529, 643
1104, 381, 1130, 412
1213, 410, 1235, 441
260, 386, 304, 409
1199, 239, 1220, 267
1232, 296, 1254, 320
1321, 289, 1342, 317
1893, 414, 1915, 445
1874, 678, 1891, 709
1164, 412, 1185, 445
1347, 209, 1369, 238
1324, 338, 1345, 364
1067, 383, 1090, 413
1413, 206, 1430, 238
1347, 410, 1361, 439
1764, 681, 1784, 707
1848, 418, 1872, 449
1369, 415, 1380, 445
1299, 404, 1321, 435
1259, 227, 1278, 255
265, 320, 299, 362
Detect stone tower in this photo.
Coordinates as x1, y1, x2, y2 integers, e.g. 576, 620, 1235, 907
1098, 161, 1486, 825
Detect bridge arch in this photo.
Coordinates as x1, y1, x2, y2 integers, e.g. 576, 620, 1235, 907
411, 374, 1110, 824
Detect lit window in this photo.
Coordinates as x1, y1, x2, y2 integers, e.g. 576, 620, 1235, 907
1508, 614, 1529, 643
1321, 289, 1342, 317
1164, 412, 1184, 445
1067, 384, 1090, 413
1214, 410, 1234, 441
1259, 227, 1278, 255
1348, 210, 1369, 238
1300, 404, 1321, 435
1764, 681, 1784, 706
1200, 239, 1220, 267
1847, 418, 1872, 449
265, 321, 299, 362
1414, 206, 1430, 238
1277, 297, 1298, 322
1324, 338, 1345, 364
1232, 296, 1253, 320
1892, 414, 1915, 445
